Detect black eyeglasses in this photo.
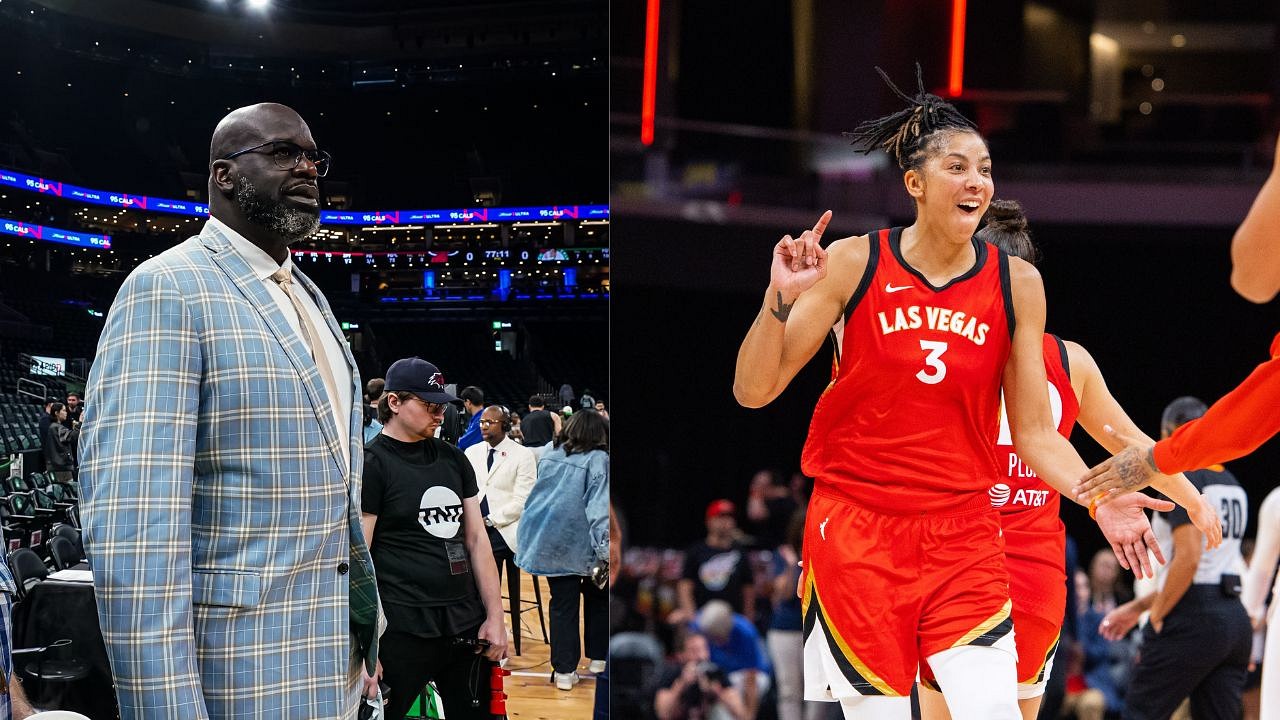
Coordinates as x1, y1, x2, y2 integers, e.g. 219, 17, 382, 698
221, 140, 331, 177
406, 396, 446, 415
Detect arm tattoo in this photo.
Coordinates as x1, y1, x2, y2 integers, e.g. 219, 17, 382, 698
770, 291, 794, 323
1114, 447, 1156, 490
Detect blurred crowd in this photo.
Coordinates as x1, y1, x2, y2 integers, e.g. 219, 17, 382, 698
609, 470, 1277, 720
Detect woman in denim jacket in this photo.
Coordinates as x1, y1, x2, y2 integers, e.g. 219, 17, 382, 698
516, 409, 610, 691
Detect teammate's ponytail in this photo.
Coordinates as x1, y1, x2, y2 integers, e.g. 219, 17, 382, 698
976, 199, 1040, 265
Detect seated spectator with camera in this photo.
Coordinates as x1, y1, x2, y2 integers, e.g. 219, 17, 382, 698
361, 358, 509, 720
655, 626, 749, 720
695, 600, 771, 720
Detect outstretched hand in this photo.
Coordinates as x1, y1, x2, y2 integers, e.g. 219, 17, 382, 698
1189, 494, 1224, 550
1094, 491, 1173, 579
769, 211, 832, 310
1074, 424, 1158, 504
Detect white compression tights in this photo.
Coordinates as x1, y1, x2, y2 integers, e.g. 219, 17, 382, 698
922, 645, 1020, 720
832, 645, 1019, 720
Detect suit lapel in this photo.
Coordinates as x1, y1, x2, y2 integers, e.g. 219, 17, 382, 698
487, 438, 512, 481
199, 224, 347, 478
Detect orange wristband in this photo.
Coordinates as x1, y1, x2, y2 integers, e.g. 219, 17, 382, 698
1088, 494, 1103, 520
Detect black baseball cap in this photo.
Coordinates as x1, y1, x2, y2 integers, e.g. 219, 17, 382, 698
384, 357, 459, 404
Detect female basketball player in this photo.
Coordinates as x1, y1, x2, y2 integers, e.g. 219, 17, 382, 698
733, 67, 1173, 720
916, 200, 1222, 720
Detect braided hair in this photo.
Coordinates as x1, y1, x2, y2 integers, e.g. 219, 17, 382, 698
844, 65, 979, 171
976, 199, 1040, 265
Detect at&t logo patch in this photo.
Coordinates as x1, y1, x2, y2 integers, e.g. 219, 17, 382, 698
988, 483, 1011, 508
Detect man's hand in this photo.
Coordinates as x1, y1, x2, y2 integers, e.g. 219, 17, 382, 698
768, 211, 832, 320
1094, 492, 1173, 578
360, 658, 383, 699
1099, 602, 1142, 641
477, 617, 510, 662
1074, 425, 1158, 503
1189, 494, 1224, 549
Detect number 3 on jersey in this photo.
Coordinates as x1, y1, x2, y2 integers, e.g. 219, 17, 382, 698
916, 340, 948, 385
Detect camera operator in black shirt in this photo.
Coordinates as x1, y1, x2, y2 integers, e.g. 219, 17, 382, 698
362, 357, 509, 720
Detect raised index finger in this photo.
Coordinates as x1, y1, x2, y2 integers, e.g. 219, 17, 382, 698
812, 210, 833, 238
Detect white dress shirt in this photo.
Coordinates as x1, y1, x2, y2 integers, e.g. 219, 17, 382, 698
208, 216, 353, 471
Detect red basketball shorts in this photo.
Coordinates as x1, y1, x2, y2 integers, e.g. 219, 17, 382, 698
1004, 529, 1066, 694
802, 488, 1016, 699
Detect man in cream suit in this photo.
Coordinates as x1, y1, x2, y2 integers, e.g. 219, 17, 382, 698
464, 406, 537, 565
80, 103, 380, 719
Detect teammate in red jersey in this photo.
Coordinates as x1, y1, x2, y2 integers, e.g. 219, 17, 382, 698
734, 67, 1171, 720
1076, 127, 1280, 501
915, 200, 1222, 720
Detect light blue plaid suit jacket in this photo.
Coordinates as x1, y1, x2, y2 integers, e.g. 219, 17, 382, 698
79, 221, 379, 719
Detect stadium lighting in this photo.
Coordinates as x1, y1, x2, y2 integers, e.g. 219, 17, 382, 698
246, 0, 270, 10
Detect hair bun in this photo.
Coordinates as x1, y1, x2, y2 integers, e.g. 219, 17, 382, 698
983, 199, 1027, 233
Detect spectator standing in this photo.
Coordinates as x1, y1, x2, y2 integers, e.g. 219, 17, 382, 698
516, 409, 610, 691
464, 406, 537, 566
62, 392, 83, 428
744, 470, 797, 550
674, 500, 756, 625
364, 377, 385, 443
362, 358, 508, 720
45, 402, 78, 482
34, 397, 55, 474
457, 386, 485, 449
521, 395, 558, 452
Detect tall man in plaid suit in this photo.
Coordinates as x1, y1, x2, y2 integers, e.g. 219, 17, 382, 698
80, 103, 381, 719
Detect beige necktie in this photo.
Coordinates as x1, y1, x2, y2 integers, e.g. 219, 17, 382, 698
270, 268, 344, 443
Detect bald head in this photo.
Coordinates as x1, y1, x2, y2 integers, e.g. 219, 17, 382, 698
206, 102, 322, 260
209, 103, 311, 168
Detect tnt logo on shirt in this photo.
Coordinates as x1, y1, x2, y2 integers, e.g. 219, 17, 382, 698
988, 482, 1051, 509
698, 551, 743, 592
418, 486, 464, 538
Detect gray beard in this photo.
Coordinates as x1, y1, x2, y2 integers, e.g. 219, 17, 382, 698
233, 176, 320, 244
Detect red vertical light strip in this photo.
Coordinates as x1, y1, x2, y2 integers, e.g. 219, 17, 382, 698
641, 0, 660, 146
948, 0, 966, 97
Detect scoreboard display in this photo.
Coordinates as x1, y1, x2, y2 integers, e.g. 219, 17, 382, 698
292, 246, 608, 266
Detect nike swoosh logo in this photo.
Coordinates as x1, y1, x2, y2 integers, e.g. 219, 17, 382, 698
885, 283, 912, 293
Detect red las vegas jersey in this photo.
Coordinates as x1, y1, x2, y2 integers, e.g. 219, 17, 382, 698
994, 333, 1080, 618
991, 334, 1080, 530
801, 227, 1014, 512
